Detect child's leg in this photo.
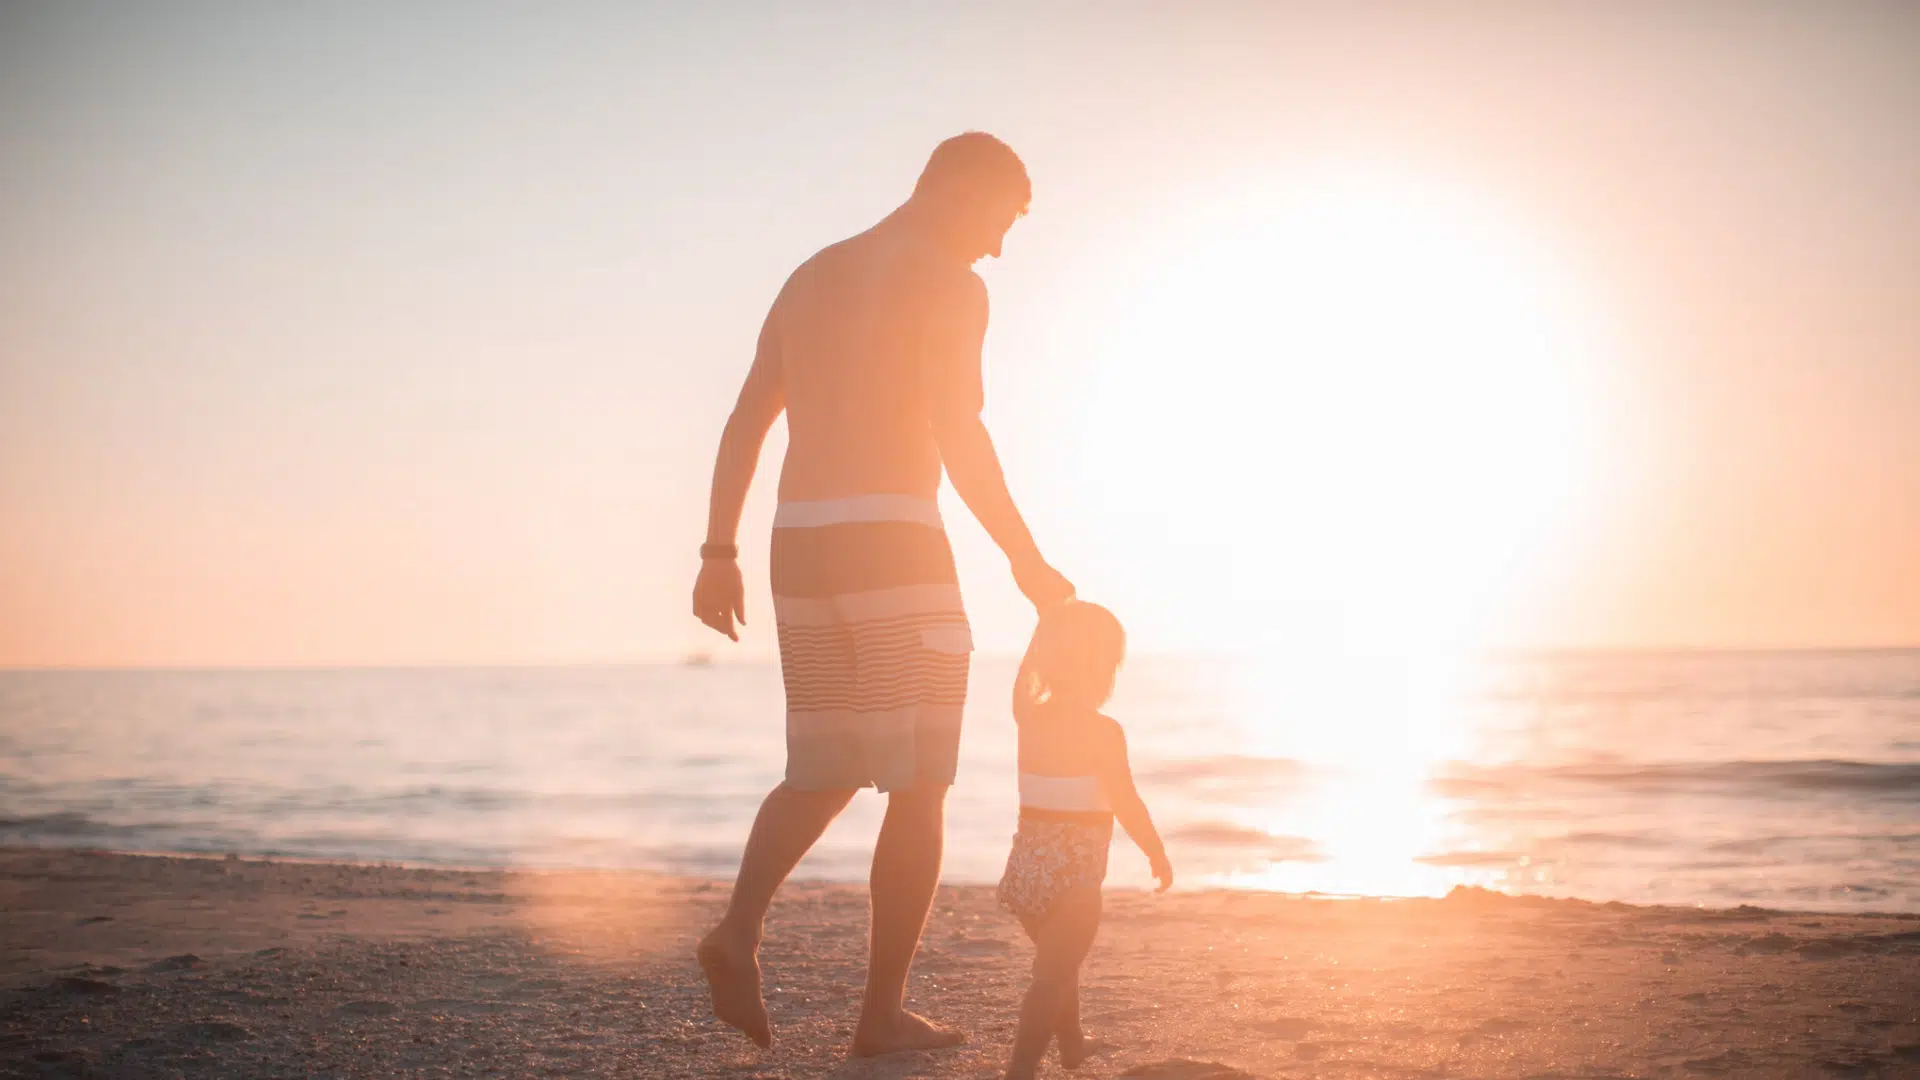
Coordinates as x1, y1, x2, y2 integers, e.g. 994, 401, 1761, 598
1054, 966, 1085, 1068
1005, 885, 1101, 1080
1018, 913, 1087, 1063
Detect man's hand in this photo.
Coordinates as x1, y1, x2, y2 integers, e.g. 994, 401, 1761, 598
1151, 852, 1174, 893
692, 557, 747, 641
1012, 555, 1074, 611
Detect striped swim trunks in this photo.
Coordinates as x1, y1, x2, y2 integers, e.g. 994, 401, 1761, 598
771, 495, 972, 793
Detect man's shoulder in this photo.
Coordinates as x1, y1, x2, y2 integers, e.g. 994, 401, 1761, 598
778, 227, 984, 330
831, 226, 985, 295
926, 261, 987, 318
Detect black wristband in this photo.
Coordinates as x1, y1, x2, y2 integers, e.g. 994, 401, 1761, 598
700, 543, 738, 560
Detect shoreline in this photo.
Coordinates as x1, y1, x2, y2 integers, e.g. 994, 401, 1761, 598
6, 841, 1915, 920
5, 848, 1919, 1077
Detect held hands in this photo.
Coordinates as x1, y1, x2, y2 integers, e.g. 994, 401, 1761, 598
1150, 852, 1174, 893
1012, 553, 1074, 611
692, 556, 746, 641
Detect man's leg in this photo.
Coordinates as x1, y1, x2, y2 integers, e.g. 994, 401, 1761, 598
700, 781, 856, 1047
850, 784, 964, 1056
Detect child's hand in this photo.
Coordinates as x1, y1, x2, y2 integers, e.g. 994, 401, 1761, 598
1151, 853, 1174, 892
1013, 556, 1075, 610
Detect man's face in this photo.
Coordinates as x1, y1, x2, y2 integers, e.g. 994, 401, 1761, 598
964, 194, 1027, 263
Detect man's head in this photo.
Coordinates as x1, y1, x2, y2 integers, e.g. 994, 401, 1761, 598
910, 132, 1030, 262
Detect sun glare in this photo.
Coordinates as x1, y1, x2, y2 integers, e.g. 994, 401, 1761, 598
1065, 172, 1613, 895
1073, 174, 1605, 661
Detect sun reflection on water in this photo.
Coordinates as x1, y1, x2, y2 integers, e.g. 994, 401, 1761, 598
1205, 648, 1509, 898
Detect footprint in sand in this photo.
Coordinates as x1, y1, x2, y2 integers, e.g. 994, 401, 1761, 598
176, 1020, 251, 1043
50, 976, 119, 999
146, 953, 203, 973
1739, 932, 1795, 954
336, 1000, 401, 1019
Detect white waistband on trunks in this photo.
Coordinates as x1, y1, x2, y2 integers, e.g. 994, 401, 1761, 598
1018, 773, 1111, 812
773, 494, 944, 530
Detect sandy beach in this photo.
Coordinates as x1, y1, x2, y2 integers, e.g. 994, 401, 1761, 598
3, 848, 1917, 1079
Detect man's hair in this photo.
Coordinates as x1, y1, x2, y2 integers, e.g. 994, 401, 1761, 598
913, 132, 1031, 213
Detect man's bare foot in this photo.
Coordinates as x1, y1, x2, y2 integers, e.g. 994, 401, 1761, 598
850, 1009, 965, 1057
697, 928, 771, 1049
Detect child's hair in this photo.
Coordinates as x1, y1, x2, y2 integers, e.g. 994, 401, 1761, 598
1013, 600, 1126, 722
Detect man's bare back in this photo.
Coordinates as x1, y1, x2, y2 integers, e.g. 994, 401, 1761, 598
750, 223, 988, 503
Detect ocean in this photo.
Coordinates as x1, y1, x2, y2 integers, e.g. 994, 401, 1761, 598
2, 650, 1915, 912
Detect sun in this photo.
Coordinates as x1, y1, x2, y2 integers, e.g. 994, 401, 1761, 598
1067, 172, 1607, 676
1053, 172, 1612, 895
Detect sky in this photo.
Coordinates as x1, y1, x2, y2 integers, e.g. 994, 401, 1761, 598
2, 1, 1917, 667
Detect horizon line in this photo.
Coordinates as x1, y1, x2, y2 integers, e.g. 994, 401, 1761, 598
4, 642, 1920, 675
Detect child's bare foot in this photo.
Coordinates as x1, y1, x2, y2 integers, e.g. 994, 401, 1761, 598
1058, 1032, 1120, 1070
1057, 1025, 1086, 1069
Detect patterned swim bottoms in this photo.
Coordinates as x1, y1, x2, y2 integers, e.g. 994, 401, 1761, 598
772, 495, 972, 794
998, 815, 1113, 923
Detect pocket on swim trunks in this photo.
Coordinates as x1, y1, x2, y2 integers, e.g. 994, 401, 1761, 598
920, 624, 974, 655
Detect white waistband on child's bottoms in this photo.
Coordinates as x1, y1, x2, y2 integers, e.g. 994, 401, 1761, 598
773, 494, 944, 530
1018, 773, 1111, 813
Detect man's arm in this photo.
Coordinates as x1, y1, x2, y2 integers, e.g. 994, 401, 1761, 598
925, 273, 1073, 608
692, 304, 785, 641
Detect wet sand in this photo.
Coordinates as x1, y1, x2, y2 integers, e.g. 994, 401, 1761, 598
3, 848, 1917, 1078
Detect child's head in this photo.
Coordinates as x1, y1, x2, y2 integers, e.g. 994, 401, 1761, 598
1015, 600, 1126, 718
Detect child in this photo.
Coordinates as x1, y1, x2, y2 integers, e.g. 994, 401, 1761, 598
997, 601, 1172, 1078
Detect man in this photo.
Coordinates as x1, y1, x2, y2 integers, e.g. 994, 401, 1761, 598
690, 132, 1073, 1056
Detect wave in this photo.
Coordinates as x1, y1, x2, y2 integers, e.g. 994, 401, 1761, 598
0, 779, 767, 822
1165, 821, 1323, 861
0, 811, 761, 873
0, 811, 168, 841
1138, 755, 1307, 783
1705, 831, 1920, 854
1433, 759, 1920, 798
1416, 849, 1519, 867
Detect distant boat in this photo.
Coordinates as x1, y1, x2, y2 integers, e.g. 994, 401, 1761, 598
682, 652, 714, 668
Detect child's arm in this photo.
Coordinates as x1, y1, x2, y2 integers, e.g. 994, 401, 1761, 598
1011, 651, 1039, 725
1095, 717, 1173, 891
